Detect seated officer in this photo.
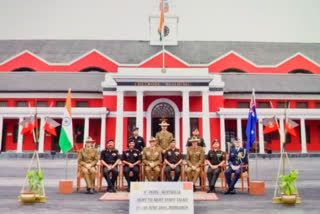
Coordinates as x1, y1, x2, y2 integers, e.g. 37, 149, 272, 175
224, 138, 248, 194
185, 136, 205, 192
78, 137, 99, 194
128, 127, 145, 153
100, 139, 121, 192
206, 139, 225, 193
164, 138, 182, 181
122, 139, 141, 192
142, 137, 162, 181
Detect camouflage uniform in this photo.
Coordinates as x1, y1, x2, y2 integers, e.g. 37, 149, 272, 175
78, 147, 99, 189
185, 146, 205, 184
142, 146, 162, 181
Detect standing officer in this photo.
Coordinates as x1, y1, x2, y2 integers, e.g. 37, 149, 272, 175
155, 120, 173, 152
185, 136, 205, 191
164, 138, 182, 181
122, 139, 141, 192
128, 127, 145, 153
186, 128, 206, 148
78, 136, 99, 194
224, 138, 248, 194
206, 139, 225, 193
100, 139, 121, 192
142, 137, 162, 181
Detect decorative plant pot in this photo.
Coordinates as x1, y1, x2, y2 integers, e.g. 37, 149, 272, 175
249, 181, 265, 195
281, 195, 297, 204
19, 192, 36, 203
59, 180, 73, 194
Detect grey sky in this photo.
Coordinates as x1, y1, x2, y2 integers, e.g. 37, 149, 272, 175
0, 0, 319, 42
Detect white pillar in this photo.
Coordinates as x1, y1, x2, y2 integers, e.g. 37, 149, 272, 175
236, 118, 242, 141
220, 116, 226, 152
279, 118, 285, 152
136, 90, 144, 137
83, 117, 89, 146
300, 118, 307, 153
38, 117, 45, 153
115, 91, 124, 153
17, 117, 23, 153
202, 91, 210, 153
100, 116, 106, 151
182, 91, 190, 154
0, 117, 3, 151
258, 118, 265, 154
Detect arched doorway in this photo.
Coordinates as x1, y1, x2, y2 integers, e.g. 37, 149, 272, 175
146, 98, 180, 148
151, 102, 175, 137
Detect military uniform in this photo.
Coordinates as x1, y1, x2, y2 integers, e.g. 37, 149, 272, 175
142, 146, 162, 181
185, 146, 205, 184
128, 136, 145, 153
122, 148, 141, 189
224, 147, 248, 191
78, 146, 99, 190
100, 149, 119, 190
155, 130, 173, 151
186, 136, 206, 148
206, 150, 225, 190
164, 148, 181, 181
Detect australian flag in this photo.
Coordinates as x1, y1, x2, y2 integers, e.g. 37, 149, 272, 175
246, 89, 258, 153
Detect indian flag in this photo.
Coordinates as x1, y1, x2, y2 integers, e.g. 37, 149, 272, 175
59, 89, 73, 153
158, 0, 165, 41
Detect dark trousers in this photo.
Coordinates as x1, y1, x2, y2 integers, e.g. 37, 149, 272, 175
103, 167, 118, 189
224, 167, 243, 190
164, 165, 181, 181
207, 167, 221, 188
123, 165, 139, 188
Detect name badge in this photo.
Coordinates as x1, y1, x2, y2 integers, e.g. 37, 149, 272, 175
112, 153, 117, 157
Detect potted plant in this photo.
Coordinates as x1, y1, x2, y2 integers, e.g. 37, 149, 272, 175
279, 170, 298, 204
20, 170, 43, 203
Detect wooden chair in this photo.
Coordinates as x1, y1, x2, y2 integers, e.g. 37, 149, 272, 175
76, 164, 100, 192
161, 162, 185, 181
183, 161, 205, 191
97, 160, 122, 191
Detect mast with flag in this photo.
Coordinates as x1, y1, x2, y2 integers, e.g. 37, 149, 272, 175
158, 0, 167, 72
59, 89, 73, 153
246, 89, 258, 153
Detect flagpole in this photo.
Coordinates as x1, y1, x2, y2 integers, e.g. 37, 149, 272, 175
161, 0, 165, 71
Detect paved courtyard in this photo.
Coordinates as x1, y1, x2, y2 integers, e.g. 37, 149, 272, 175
0, 155, 319, 214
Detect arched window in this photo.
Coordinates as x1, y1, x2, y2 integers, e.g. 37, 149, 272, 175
221, 68, 246, 73
80, 67, 107, 72
12, 67, 35, 72
289, 69, 313, 74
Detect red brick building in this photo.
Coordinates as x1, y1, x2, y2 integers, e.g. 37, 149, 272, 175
0, 40, 319, 154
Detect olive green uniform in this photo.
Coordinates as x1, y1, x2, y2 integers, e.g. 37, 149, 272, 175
185, 146, 205, 184
142, 146, 162, 181
155, 130, 173, 151
78, 147, 99, 189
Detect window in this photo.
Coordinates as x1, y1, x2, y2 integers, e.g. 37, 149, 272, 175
127, 117, 136, 139
285, 133, 291, 144
190, 118, 199, 136
278, 102, 289, 108
56, 101, 65, 107
238, 102, 249, 109
16, 101, 28, 107
75, 125, 84, 143
225, 129, 236, 143
289, 69, 313, 74
80, 67, 107, 72
296, 102, 308, 109
316, 102, 320, 109
12, 67, 35, 72
36, 101, 47, 107
258, 102, 270, 108
221, 68, 246, 73
76, 101, 88, 107
0, 101, 8, 107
